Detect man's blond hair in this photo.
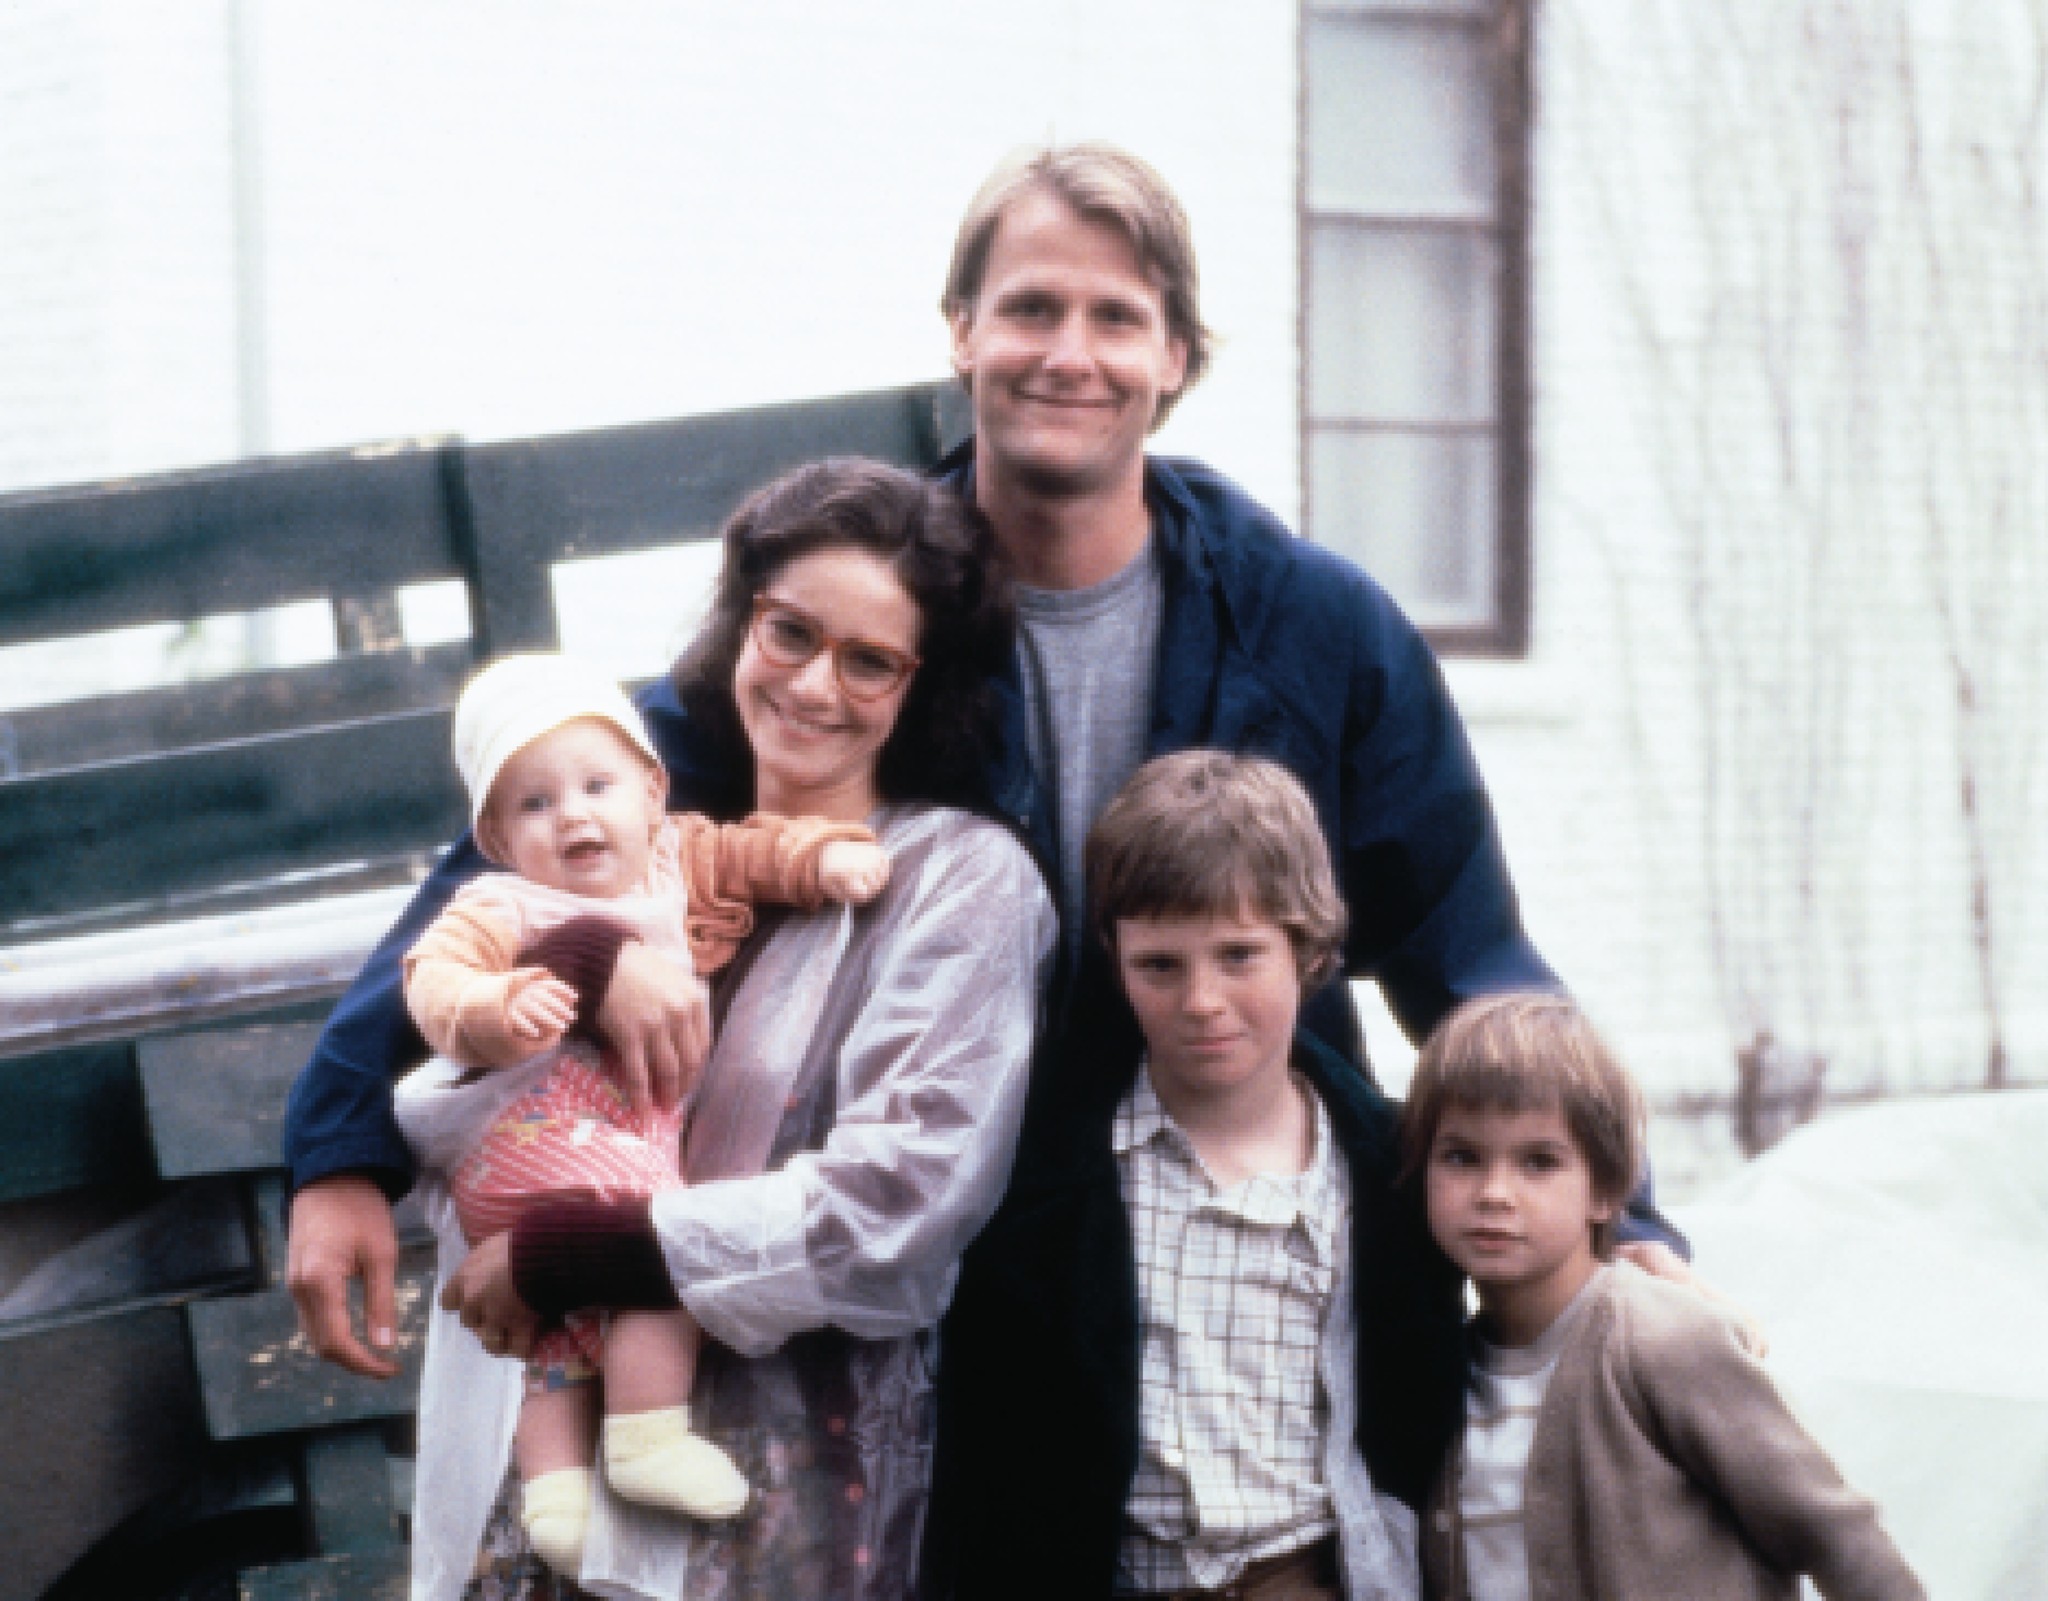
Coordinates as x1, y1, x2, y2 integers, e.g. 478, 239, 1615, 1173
941, 143, 1213, 427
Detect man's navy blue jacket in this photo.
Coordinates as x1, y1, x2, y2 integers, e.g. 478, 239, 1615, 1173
284, 448, 1564, 1203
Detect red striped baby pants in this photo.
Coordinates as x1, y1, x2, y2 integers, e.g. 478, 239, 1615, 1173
450, 1045, 683, 1385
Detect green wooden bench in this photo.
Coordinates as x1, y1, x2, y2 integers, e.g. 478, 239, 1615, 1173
0, 382, 966, 1599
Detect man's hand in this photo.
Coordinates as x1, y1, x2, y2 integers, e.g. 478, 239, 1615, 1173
1617, 1240, 1769, 1356
598, 940, 710, 1115
287, 1174, 401, 1379
817, 840, 892, 905
504, 966, 578, 1046
440, 1232, 540, 1360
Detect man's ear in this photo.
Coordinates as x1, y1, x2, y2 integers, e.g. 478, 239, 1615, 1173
1144, 334, 1191, 434
947, 305, 978, 386
1163, 333, 1190, 397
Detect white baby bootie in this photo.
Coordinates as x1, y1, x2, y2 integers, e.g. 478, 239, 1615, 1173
603, 1405, 751, 1520
520, 1466, 593, 1576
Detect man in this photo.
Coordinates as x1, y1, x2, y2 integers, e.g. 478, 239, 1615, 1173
284, 143, 1671, 1381
930, 146, 1552, 1046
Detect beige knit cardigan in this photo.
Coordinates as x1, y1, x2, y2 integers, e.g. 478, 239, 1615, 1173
1422, 1263, 1926, 1601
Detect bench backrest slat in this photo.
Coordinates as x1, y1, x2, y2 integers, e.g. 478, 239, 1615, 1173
0, 443, 462, 649
2, 710, 466, 932
0, 382, 961, 950
458, 383, 955, 653
4, 643, 474, 779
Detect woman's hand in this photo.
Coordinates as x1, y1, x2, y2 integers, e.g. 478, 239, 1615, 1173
599, 940, 711, 1114
440, 1232, 540, 1360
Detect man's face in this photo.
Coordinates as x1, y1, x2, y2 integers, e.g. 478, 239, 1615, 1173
949, 188, 1188, 501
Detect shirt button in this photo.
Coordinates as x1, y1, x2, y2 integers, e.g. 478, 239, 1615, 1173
1161, 1445, 1186, 1470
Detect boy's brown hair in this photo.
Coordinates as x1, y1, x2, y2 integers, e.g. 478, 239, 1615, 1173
1085, 751, 1346, 987
1401, 992, 1645, 1257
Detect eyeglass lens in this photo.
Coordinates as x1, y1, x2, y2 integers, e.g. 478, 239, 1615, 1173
755, 603, 909, 698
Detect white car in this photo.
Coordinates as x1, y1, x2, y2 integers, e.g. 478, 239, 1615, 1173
1677, 1090, 2048, 1599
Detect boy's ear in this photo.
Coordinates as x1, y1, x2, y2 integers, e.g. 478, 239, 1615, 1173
474, 808, 508, 867
644, 759, 670, 819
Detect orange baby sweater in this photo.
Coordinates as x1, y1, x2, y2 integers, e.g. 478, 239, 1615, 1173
403, 810, 873, 1070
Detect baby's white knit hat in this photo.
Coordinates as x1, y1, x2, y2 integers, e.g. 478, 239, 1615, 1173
452, 653, 662, 823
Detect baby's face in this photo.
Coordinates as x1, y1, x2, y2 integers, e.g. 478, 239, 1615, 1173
480, 718, 666, 897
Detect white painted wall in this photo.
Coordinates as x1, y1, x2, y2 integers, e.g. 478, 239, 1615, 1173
1438, 0, 2048, 1187
0, 1, 244, 490
7, 1, 2045, 1194
1, 0, 1301, 510
1, 0, 1301, 701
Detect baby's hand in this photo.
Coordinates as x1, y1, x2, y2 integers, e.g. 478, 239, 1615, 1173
504, 967, 578, 1046
818, 841, 891, 905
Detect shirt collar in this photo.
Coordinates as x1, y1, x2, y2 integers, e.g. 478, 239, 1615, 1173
1113, 1066, 1346, 1252
1112, 1064, 1176, 1156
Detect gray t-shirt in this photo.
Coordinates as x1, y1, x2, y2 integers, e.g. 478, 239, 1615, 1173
1014, 536, 1164, 945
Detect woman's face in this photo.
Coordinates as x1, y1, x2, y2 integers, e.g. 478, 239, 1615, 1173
733, 545, 923, 822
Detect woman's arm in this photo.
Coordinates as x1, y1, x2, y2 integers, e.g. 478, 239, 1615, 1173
664, 823, 1055, 1355
496, 821, 1055, 1356
521, 920, 710, 1115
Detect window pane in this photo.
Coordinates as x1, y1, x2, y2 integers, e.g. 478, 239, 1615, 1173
1306, 222, 1498, 423
1305, 12, 1494, 215
1308, 428, 1496, 623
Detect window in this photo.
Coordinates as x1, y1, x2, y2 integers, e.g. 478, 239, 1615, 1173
1301, 0, 1531, 653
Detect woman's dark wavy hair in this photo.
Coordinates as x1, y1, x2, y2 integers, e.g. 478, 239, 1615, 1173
670, 457, 1014, 811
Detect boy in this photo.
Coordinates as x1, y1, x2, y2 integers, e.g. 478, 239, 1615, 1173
925, 751, 1466, 1600
395, 653, 887, 1575
1402, 993, 1926, 1600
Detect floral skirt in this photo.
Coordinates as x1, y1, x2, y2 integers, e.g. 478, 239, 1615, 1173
464, 1474, 591, 1601
459, 1329, 935, 1601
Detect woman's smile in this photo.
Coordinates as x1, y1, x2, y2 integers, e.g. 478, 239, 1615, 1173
758, 687, 850, 737
733, 546, 922, 822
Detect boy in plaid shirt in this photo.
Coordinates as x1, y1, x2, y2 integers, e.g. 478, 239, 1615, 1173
927, 752, 1465, 1600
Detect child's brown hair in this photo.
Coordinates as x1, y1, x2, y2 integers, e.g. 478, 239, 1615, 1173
1401, 992, 1645, 1257
1085, 750, 1346, 987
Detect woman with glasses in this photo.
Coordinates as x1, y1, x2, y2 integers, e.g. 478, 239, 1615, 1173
398, 458, 1055, 1600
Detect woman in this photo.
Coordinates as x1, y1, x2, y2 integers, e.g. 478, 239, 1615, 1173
416, 458, 1056, 1601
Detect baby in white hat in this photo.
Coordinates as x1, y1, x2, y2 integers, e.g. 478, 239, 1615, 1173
396, 652, 888, 1575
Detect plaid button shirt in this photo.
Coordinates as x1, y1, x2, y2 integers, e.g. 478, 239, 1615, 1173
1113, 1068, 1350, 1593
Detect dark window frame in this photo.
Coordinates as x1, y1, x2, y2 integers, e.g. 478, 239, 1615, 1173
1297, 0, 1533, 657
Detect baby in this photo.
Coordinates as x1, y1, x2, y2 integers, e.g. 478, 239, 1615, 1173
396, 652, 887, 1576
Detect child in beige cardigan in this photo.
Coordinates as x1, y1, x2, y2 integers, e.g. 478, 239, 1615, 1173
397, 653, 886, 1577
1401, 993, 1925, 1601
